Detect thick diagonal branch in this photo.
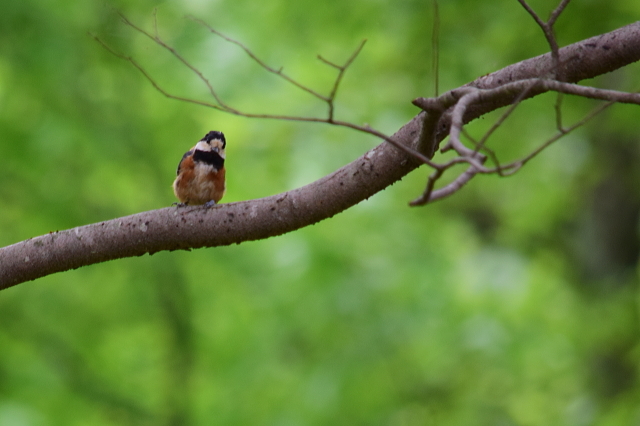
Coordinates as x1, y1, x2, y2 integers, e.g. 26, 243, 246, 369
2, 22, 640, 289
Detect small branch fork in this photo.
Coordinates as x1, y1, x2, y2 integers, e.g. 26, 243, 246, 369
92, 0, 640, 207
409, 0, 640, 205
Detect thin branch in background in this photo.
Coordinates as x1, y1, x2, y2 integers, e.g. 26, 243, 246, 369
188, 16, 329, 102
118, 12, 232, 110
89, 34, 228, 112
353, 124, 440, 168
411, 162, 481, 205
152, 8, 159, 38
470, 81, 538, 158
555, 93, 566, 131
497, 100, 614, 173
548, 0, 572, 27
461, 128, 506, 176
517, 0, 571, 79
410, 167, 444, 207
193, 12, 366, 122
317, 39, 367, 121
95, 14, 441, 167
432, 0, 440, 97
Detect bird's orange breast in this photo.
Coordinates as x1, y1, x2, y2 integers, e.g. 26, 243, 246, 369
173, 155, 226, 205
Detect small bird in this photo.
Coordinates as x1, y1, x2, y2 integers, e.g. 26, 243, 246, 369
173, 131, 226, 206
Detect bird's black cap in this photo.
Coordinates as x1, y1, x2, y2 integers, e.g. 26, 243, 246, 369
203, 131, 226, 147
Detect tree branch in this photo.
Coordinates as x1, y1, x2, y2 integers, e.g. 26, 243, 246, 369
2, 22, 640, 289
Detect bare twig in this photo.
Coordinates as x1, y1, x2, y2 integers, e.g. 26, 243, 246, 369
471, 81, 539, 159
118, 12, 232, 110
188, 16, 329, 102
411, 164, 480, 206
432, 0, 440, 97
190, 15, 366, 122
410, 90, 608, 207
517, 0, 571, 79
495, 100, 614, 174
537, 0, 575, 131
411, 75, 640, 203
554, 93, 565, 132
461, 128, 506, 176
319, 39, 367, 122
409, 155, 487, 206
90, 34, 228, 112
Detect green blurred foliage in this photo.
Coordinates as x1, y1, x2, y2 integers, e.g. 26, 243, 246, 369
1, 0, 640, 425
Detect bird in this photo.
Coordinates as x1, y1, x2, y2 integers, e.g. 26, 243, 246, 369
173, 131, 226, 207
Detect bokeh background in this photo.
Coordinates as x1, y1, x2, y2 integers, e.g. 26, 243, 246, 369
1, 0, 639, 425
